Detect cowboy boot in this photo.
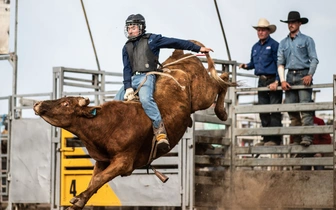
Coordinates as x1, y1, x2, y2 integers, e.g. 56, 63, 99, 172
153, 122, 170, 154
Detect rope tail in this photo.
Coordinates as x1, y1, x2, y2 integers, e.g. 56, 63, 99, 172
134, 71, 185, 96
188, 40, 237, 88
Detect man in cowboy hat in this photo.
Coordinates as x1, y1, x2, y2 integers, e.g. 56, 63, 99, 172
239, 18, 283, 146
277, 11, 319, 147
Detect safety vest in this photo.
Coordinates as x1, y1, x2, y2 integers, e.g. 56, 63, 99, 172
125, 33, 159, 74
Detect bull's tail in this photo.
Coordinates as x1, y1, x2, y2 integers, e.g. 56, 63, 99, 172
189, 40, 237, 89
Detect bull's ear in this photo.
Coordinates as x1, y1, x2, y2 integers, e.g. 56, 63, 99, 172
80, 106, 101, 118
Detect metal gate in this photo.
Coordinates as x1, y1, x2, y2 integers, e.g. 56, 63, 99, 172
191, 59, 336, 209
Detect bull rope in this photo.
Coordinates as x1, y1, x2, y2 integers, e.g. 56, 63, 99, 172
132, 54, 200, 97
163, 54, 237, 89
133, 71, 184, 97
161, 54, 198, 68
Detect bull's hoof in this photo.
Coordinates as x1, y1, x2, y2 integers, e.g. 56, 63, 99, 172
65, 203, 85, 210
69, 197, 86, 209
69, 197, 78, 204
65, 206, 81, 210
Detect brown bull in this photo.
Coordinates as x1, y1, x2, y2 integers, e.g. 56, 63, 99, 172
33, 45, 235, 210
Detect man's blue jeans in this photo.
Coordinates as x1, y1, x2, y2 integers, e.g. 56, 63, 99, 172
285, 69, 313, 143
115, 73, 162, 129
258, 77, 283, 144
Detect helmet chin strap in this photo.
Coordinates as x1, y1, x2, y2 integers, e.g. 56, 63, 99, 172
127, 31, 145, 41
127, 36, 138, 41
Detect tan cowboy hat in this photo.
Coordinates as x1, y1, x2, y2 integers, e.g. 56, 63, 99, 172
252, 18, 276, 34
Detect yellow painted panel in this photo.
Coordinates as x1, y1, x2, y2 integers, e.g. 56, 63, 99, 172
61, 174, 121, 206
63, 148, 88, 155
63, 159, 94, 167
63, 170, 92, 175
60, 129, 121, 206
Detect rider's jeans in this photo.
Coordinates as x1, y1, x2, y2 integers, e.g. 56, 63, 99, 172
115, 73, 163, 128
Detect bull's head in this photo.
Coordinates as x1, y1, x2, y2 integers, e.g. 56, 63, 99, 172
33, 96, 100, 128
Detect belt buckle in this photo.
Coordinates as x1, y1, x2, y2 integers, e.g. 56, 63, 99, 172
260, 75, 267, 80
292, 70, 297, 74
135, 72, 141, 75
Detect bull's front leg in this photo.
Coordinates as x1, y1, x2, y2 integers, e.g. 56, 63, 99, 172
66, 161, 109, 210
66, 158, 134, 210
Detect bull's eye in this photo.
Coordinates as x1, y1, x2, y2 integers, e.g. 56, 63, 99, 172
63, 102, 69, 107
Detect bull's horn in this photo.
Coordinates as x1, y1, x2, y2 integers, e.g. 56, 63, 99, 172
79, 97, 90, 106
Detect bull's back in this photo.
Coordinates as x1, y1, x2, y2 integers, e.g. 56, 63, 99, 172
162, 53, 219, 111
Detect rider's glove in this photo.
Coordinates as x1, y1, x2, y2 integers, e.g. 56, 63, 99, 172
124, 88, 135, 101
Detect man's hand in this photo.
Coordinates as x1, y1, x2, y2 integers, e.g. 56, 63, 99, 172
281, 81, 291, 91
302, 75, 313, 86
239, 63, 247, 69
199, 47, 214, 53
268, 81, 279, 91
124, 88, 135, 101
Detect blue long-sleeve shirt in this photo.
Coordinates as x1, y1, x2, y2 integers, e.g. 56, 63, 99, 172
246, 36, 280, 81
277, 31, 319, 76
122, 34, 201, 89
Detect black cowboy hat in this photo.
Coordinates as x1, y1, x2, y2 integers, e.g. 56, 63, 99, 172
280, 11, 309, 24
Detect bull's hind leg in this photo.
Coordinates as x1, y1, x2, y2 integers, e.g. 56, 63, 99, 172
214, 72, 236, 120
214, 77, 228, 121
66, 158, 134, 210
